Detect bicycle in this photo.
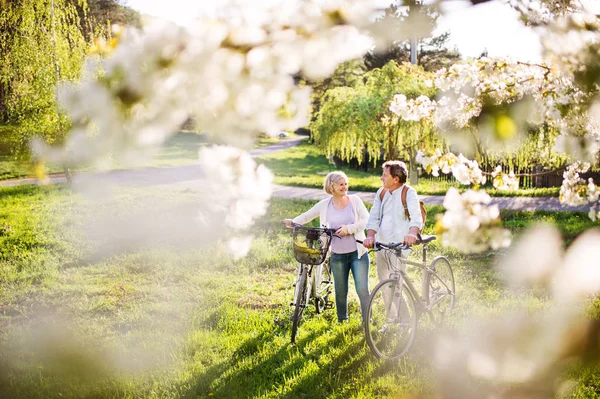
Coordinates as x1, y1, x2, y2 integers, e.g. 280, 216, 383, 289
358, 234, 455, 360
288, 223, 336, 344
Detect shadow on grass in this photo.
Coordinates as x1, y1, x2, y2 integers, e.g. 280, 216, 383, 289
178, 318, 374, 398
178, 305, 438, 399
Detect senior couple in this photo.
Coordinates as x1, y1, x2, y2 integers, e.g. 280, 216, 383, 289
284, 160, 423, 325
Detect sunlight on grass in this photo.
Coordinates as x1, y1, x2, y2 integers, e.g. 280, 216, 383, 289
0, 188, 598, 398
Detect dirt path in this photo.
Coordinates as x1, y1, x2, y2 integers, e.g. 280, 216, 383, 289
0, 136, 589, 212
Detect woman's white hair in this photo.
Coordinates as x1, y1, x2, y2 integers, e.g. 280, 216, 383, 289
323, 171, 348, 195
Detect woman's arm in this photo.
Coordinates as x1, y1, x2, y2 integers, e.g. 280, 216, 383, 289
346, 196, 369, 235
291, 199, 326, 226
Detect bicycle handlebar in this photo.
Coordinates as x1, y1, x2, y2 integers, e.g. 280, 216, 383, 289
356, 234, 422, 252
283, 221, 339, 237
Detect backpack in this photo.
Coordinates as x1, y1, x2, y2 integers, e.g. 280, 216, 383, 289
379, 185, 427, 234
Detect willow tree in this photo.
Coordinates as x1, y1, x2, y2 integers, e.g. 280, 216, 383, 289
0, 0, 88, 156
311, 60, 442, 179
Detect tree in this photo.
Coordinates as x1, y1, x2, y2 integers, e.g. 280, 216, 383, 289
0, 0, 88, 156
364, 5, 460, 72
311, 61, 441, 175
77, 0, 141, 39
306, 58, 366, 127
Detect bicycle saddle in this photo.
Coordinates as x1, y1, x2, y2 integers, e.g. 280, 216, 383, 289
420, 235, 437, 244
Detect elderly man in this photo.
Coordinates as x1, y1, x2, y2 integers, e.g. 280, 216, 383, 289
363, 160, 422, 284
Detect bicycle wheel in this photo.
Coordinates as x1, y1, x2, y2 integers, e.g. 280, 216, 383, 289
291, 266, 308, 344
426, 256, 455, 326
365, 279, 417, 360
315, 262, 332, 314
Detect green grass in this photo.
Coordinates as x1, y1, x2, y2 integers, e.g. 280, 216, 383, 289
256, 142, 563, 197
0, 188, 599, 398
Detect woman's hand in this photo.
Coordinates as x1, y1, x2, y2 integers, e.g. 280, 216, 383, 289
283, 219, 293, 228
335, 225, 349, 236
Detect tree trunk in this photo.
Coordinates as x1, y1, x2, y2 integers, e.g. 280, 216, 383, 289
409, 147, 419, 186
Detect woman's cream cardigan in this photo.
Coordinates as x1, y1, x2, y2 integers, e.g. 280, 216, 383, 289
292, 195, 370, 258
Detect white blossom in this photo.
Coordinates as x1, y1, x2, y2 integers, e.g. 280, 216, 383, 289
559, 161, 594, 206
438, 188, 511, 253
491, 166, 520, 191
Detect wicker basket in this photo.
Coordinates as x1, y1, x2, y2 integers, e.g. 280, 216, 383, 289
292, 226, 332, 265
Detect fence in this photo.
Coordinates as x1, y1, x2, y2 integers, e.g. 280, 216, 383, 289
419, 165, 600, 189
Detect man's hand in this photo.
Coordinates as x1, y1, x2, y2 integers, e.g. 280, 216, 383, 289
283, 219, 293, 228
362, 236, 375, 248
403, 233, 418, 246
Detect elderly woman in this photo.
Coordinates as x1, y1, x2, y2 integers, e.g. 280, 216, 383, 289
284, 171, 370, 324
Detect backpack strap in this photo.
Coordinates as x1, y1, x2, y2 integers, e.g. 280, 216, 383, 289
378, 187, 388, 201
401, 185, 410, 220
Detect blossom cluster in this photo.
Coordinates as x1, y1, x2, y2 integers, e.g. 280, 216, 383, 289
559, 161, 600, 222
34, 0, 385, 168
491, 166, 519, 191
416, 150, 486, 186
391, 56, 599, 161
389, 94, 436, 122
541, 11, 600, 79
559, 162, 599, 206
31, 0, 394, 257
436, 188, 511, 253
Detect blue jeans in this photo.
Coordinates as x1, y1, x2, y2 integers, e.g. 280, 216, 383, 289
330, 251, 370, 323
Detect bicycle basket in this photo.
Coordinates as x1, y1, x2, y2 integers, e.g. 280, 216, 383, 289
292, 226, 332, 265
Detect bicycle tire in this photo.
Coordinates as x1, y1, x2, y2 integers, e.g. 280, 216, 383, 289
315, 262, 332, 314
426, 256, 455, 326
365, 279, 417, 360
291, 266, 308, 344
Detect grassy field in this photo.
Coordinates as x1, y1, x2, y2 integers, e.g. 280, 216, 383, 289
256, 142, 562, 197
0, 185, 598, 398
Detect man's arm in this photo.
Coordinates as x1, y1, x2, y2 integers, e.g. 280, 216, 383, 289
363, 189, 383, 248
403, 187, 422, 245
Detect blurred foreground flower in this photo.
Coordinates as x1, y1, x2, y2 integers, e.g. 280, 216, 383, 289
32, 0, 384, 170
433, 227, 600, 398
436, 187, 510, 253
197, 146, 273, 258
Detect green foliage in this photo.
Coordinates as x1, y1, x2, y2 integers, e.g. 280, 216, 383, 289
307, 58, 367, 124
311, 61, 442, 167
472, 119, 569, 171
0, 0, 88, 156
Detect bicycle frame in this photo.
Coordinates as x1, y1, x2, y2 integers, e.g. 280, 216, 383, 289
292, 263, 314, 305
379, 246, 454, 319
363, 235, 456, 359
